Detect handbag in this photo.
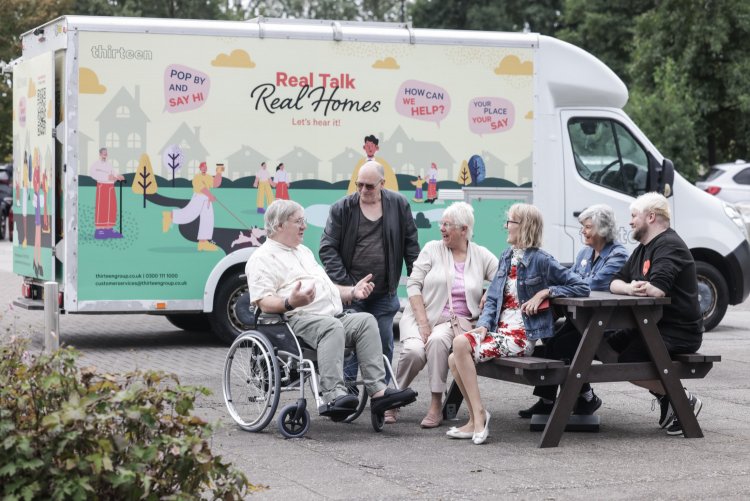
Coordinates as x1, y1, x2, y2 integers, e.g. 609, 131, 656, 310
446, 267, 474, 336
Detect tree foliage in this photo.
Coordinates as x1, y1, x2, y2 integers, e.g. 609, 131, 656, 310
410, 0, 563, 33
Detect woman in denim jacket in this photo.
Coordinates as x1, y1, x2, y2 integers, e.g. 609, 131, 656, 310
446, 203, 589, 445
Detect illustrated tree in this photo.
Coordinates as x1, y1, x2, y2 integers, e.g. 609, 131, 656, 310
456, 160, 471, 186
131, 153, 158, 208
163, 144, 184, 187
468, 154, 486, 185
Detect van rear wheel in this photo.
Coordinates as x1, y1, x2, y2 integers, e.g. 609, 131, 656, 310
210, 273, 256, 344
695, 261, 728, 332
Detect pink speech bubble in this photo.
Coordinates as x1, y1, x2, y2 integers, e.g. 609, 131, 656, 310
468, 97, 515, 135
395, 79, 451, 125
164, 64, 210, 113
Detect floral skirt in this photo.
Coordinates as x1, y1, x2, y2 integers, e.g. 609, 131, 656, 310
463, 328, 535, 363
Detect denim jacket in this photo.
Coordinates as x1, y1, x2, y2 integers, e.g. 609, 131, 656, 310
572, 241, 629, 292
477, 247, 590, 340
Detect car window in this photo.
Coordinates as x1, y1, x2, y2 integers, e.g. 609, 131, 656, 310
732, 167, 750, 185
568, 118, 649, 197
700, 168, 725, 182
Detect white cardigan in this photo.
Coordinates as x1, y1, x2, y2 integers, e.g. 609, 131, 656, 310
401, 240, 498, 339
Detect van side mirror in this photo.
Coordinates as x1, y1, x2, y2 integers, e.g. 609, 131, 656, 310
648, 157, 675, 197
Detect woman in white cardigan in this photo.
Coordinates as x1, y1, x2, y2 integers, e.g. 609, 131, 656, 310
387, 202, 498, 427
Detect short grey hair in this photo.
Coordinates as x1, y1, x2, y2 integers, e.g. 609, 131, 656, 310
442, 202, 475, 240
578, 204, 618, 243
631, 192, 671, 223
265, 199, 304, 237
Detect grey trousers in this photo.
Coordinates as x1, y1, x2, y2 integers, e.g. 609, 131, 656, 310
288, 311, 387, 403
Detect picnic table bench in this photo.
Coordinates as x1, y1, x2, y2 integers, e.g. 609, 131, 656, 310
442, 291, 721, 448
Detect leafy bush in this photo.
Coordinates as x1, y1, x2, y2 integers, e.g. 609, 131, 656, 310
0, 337, 261, 500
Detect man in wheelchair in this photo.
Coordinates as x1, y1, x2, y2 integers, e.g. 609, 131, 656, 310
246, 199, 418, 420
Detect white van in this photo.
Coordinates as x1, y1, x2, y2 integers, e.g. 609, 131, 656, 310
9, 16, 749, 341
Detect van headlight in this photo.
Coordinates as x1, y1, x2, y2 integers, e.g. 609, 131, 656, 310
723, 202, 749, 240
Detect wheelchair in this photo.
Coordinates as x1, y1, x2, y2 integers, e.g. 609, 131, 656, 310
222, 308, 399, 438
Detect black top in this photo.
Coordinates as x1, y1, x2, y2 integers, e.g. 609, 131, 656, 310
612, 228, 704, 342
349, 211, 387, 295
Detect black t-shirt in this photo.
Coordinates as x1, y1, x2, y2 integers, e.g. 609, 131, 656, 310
612, 228, 704, 342
349, 210, 388, 295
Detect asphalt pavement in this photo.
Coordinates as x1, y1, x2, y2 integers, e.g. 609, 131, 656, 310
1, 239, 749, 500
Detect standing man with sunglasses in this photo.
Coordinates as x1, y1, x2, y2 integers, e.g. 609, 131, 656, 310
321, 161, 420, 387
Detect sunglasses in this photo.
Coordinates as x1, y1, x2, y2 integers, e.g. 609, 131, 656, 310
356, 181, 381, 191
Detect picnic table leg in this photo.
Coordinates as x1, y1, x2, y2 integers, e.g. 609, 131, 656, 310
632, 306, 703, 438
442, 380, 463, 421
540, 306, 613, 448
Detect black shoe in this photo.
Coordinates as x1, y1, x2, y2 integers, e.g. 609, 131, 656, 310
518, 398, 554, 419
319, 394, 359, 418
666, 392, 703, 436
370, 387, 418, 414
573, 393, 602, 415
650, 391, 675, 429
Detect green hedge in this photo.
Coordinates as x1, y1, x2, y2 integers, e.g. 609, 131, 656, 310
0, 337, 262, 500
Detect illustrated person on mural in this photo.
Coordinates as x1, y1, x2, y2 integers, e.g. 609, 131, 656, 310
89, 147, 125, 240
162, 161, 222, 252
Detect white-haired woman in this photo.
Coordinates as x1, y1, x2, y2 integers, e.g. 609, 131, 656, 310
388, 202, 498, 427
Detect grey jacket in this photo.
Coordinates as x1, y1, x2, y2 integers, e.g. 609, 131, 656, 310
319, 189, 420, 294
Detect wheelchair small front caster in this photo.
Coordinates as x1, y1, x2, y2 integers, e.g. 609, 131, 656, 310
371, 411, 385, 432
278, 400, 310, 438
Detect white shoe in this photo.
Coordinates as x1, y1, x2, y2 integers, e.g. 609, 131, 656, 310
446, 427, 473, 439
472, 410, 491, 445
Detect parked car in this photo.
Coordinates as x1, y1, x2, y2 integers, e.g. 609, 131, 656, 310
696, 160, 750, 204
0, 163, 13, 240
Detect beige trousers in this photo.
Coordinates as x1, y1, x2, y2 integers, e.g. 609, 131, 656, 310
395, 318, 460, 394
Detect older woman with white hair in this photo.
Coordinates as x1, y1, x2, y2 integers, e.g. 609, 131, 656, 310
387, 202, 498, 427
518, 203, 628, 418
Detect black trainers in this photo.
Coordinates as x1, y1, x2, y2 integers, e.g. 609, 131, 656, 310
666, 392, 703, 436
370, 387, 418, 414
650, 391, 675, 429
573, 392, 602, 415
518, 398, 554, 418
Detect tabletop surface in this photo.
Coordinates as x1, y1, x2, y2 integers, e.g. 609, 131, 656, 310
552, 290, 671, 307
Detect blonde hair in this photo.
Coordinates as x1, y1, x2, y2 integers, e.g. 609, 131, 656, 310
508, 203, 543, 249
630, 192, 671, 223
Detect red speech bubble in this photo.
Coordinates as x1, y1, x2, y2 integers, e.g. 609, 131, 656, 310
395, 79, 451, 125
468, 97, 515, 135
164, 64, 210, 113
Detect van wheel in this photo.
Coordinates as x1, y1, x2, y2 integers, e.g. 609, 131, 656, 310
0, 211, 6, 240
165, 313, 211, 332
210, 273, 256, 344
695, 261, 728, 332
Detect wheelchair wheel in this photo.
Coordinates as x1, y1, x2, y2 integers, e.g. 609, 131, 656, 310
278, 403, 310, 439
341, 356, 369, 423
371, 411, 385, 432
223, 332, 281, 432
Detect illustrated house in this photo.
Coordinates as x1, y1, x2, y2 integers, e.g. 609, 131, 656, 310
380, 126, 454, 178
480, 150, 510, 183
517, 155, 532, 185
226, 145, 266, 180
95, 86, 149, 171
330, 147, 361, 182
159, 123, 209, 178
278, 147, 319, 180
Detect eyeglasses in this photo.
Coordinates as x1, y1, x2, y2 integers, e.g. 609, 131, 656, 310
356, 180, 382, 191
439, 221, 462, 229
504, 219, 520, 228
289, 217, 307, 226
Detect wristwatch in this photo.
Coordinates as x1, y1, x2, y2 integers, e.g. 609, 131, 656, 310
284, 297, 294, 311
